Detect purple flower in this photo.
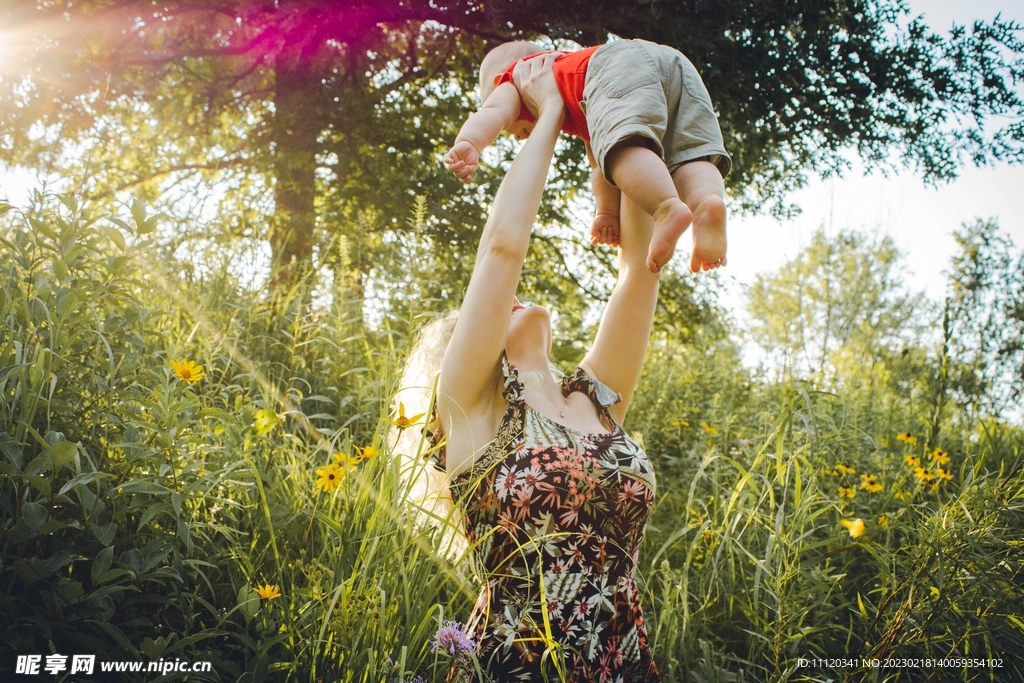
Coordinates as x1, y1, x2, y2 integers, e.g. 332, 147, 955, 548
431, 620, 475, 660
400, 677, 425, 683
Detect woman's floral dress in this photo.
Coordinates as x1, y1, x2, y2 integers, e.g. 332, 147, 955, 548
434, 354, 659, 682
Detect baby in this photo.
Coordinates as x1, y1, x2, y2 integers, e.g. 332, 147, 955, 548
444, 40, 732, 273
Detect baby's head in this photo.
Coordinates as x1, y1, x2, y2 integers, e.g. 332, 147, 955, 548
479, 41, 543, 104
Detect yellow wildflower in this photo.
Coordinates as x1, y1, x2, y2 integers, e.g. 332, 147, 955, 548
671, 418, 690, 427
840, 518, 865, 539
937, 467, 953, 481
878, 514, 889, 529
331, 452, 351, 468
894, 490, 911, 501
836, 463, 857, 475
904, 455, 920, 467
699, 422, 719, 435
913, 466, 934, 483
386, 402, 425, 430
860, 474, 883, 493
896, 432, 918, 446
171, 359, 206, 384
838, 485, 856, 499
254, 583, 281, 600
355, 445, 378, 461
930, 448, 949, 465
315, 463, 344, 492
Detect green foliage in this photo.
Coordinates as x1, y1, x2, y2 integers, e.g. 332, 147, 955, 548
1, 195, 1022, 682
641, 390, 1024, 681
0, 198, 470, 681
745, 229, 932, 385
942, 219, 1024, 419
3, 0, 1023, 291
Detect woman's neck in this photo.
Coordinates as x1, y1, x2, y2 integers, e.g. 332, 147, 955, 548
509, 348, 563, 402
507, 345, 551, 377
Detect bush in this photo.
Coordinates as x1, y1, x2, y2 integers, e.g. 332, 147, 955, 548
2, 197, 1021, 682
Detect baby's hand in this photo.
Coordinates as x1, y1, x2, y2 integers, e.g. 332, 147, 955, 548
444, 141, 480, 183
591, 213, 621, 247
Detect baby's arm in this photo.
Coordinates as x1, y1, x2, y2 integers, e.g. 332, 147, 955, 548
445, 82, 522, 183
587, 141, 621, 246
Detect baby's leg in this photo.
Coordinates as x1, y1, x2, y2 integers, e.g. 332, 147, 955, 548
672, 160, 726, 272
605, 136, 691, 273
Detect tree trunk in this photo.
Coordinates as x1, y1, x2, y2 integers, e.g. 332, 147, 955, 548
270, 50, 320, 289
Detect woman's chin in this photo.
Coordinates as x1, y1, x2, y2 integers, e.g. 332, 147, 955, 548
507, 328, 550, 357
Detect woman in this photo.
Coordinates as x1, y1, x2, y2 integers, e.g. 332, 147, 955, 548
408, 55, 661, 682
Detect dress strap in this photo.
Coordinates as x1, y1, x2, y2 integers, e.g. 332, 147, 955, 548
561, 365, 621, 420
500, 351, 526, 404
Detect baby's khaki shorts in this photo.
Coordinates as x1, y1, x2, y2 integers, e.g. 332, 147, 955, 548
583, 39, 731, 185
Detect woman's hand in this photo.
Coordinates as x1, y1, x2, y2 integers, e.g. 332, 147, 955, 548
513, 53, 565, 121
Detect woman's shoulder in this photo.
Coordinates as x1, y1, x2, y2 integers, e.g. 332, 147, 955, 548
562, 361, 622, 409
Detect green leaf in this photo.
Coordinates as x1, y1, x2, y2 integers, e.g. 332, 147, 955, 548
39, 519, 65, 535
108, 217, 133, 234
1008, 614, 1024, 632
141, 539, 172, 573
237, 585, 261, 621
164, 630, 227, 655
57, 194, 78, 214
253, 409, 281, 435
49, 440, 77, 472
140, 636, 167, 660
92, 546, 114, 584
29, 217, 58, 242
0, 434, 24, 469
89, 521, 118, 546
119, 480, 171, 495
25, 474, 51, 497
142, 212, 167, 234
102, 225, 127, 252
137, 502, 171, 530
94, 568, 133, 586
59, 471, 114, 496
22, 501, 48, 531
131, 197, 148, 230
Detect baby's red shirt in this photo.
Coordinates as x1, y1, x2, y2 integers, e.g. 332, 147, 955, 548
494, 46, 600, 141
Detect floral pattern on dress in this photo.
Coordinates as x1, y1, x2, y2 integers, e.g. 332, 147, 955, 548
434, 353, 659, 682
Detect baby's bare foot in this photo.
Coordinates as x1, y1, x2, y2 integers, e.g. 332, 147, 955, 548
689, 195, 727, 273
647, 198, 692, 272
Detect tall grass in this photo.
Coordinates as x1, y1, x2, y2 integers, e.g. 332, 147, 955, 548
1, 198, 1022, 682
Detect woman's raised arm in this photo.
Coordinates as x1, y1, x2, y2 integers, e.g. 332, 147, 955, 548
439, 56, 566, 422
581, 195, 661, 425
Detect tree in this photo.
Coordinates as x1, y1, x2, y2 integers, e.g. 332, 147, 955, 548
936, 219, 1024, 422
2, 0, 1022, 292
745, 229, 931, 385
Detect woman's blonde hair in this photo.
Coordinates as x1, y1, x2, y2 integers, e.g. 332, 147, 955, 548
390, 310, 469, 560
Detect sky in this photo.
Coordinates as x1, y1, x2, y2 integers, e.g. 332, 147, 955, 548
722, 0, 1024, 315
1, 0, 1021, 315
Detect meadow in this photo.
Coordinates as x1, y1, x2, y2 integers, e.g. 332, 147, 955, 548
1, 195, 1022, 683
